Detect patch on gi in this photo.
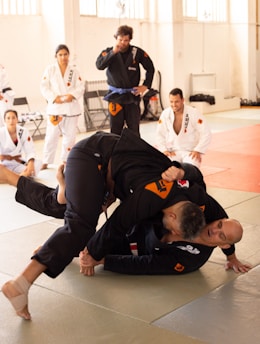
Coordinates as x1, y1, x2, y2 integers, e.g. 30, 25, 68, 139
177, 179, 189, 188
145, 179, 173, 199
109, 102, 122, 116
174, 263, 185, 272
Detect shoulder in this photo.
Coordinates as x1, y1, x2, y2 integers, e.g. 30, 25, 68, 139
160, 107, 173, 118
184, 104, 201, 116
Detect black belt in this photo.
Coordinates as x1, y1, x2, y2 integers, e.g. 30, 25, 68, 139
2, 87, 12, 93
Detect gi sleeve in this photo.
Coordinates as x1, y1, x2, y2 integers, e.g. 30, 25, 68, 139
40, 66, 57, 103
96, 48, 116, 70
104, 243, 214, 275
136, 47, 155, 88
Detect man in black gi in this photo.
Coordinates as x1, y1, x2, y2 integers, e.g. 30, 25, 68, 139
96, 25, 155, 135
1, 129, 251, 321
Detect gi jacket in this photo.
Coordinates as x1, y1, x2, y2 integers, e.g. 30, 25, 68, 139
96, 45, 154, 104
87, 129, 234, 263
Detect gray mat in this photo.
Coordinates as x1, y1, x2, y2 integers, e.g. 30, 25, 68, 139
153, 265, 260, 344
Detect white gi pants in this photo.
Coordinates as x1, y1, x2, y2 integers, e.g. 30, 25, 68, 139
42, 115, 79, 164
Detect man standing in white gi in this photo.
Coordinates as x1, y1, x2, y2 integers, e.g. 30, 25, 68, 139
40, 44, 84, 170
156, 88, 211, 168
0, 64, 15, 127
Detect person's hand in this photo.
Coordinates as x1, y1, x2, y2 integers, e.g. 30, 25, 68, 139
112, 43, 121, 54
161, 166, 185, 182
189, 151, 202, 163
79, 248, 104, 276
225, 253, 252, 273
132, 85, 147, 96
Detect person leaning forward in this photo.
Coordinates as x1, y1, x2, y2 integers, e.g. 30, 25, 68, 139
1, 128, 251, 320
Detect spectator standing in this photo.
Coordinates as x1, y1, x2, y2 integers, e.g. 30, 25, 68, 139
40, 44, 84, 170
96, 25, 155, 136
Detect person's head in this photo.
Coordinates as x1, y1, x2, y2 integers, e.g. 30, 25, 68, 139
162, 201, 206, 240
169, 88, 184, 113
114, 25, 133, 52
55, 44, 70, 66
198, 218, 243, 248
4, 109, 18, 128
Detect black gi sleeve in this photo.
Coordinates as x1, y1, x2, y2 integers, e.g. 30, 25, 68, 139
103, 243, 215, 275
96, 48, 116, 70
181, 163, 206, 189
221, 245, 235, 256
136, 47, 155, 88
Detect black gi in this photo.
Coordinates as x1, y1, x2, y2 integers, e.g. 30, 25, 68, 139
96, 45, 154, 135
15, 129, 234, 278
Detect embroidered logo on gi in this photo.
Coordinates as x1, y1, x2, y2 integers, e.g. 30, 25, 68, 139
174, 263, 185, 272
109, 102, 122, 116
176, 244, 200, 255
50, 115, 63, 126
184, 113, 189, 133
67, 69, 73, 86
145, 179, 173, 199
177, 179, 189, 188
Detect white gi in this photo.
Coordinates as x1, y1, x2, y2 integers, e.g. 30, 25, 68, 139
0, 64, 15, 126
40, 61, 84, 164
0, 125, 41, 174
156, 105, 211, 167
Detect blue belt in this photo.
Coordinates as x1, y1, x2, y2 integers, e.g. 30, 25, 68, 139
103, 85, 135, 101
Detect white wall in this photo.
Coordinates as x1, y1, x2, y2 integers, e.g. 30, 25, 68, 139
0, 0, 259, 114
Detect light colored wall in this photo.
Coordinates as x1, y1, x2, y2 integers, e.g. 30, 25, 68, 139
0, 0, 258, 114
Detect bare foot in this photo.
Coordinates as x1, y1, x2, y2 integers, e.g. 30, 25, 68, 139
41, 163, 48, 170
2, 277, 31, 320
56, 164, 66, 204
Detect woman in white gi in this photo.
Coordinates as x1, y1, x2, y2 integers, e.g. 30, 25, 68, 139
40, 44, 84, 170
0, 110, 41, 177
156, 88, 211, 168
0, 64, 15, 127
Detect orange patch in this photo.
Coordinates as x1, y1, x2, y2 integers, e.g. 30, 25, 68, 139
102, 51, 107, 56
158, 119, 162, 124
27, 136, 31, 141
109, 102, 122, 116
198, 119, 203, 124
50, 115, 63, 126
67, 147, 71, 152
97, 164, 102, 171
174, 263, 185, 272
67, 82, 71, 86
145, 179, 174, 199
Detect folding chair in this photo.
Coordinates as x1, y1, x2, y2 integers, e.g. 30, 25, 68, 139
83, 90, 110, 131
13, 97, 44, 138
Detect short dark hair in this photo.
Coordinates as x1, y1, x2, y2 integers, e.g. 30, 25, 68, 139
114, 25, 133, 40
169, 88, 183, 99
180, 202, 205, 240
4, 109, 18, 119
55, 44, 70, 56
